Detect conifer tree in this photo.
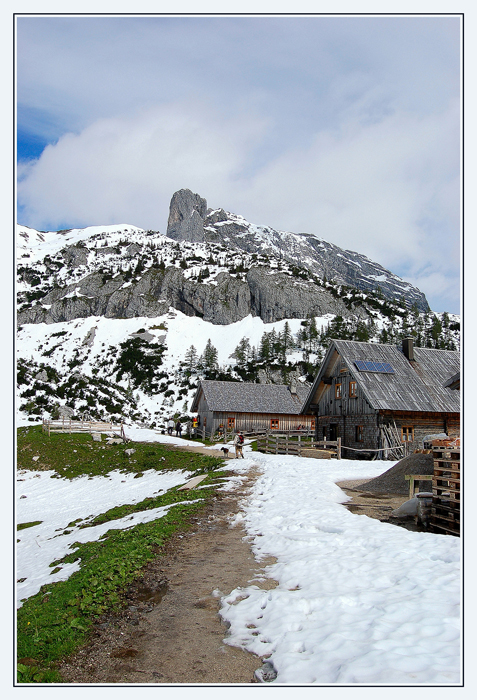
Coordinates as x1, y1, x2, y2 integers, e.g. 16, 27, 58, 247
199, 339, 219, 378
183, 345, 198, 376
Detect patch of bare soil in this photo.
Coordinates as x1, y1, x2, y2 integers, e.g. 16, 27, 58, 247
336, 479, 424, 532
59, 467, 276, 685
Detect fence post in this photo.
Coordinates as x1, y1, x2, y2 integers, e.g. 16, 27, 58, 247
298, 434, 301, 457
337, 437, 341, 460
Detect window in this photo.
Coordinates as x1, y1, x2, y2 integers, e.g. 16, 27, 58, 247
349, 381, 357, 398
355, 425, 364, 442
311, 419, 316, 431
335, 383, 342, 399
271, 419, 279, 430
402, 426, 414, 442
227, 416, 235, 430
203, 417, 207, 427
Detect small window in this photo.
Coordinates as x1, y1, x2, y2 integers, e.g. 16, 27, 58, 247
402, 426, 414, 442
355, 425, 364, 442
203, 417, 207, 427
349, 381, 357, 398
271, 419, 279, 430
311, 419, 316, 430
227, 416, 235, 430
335, 383, 342, 399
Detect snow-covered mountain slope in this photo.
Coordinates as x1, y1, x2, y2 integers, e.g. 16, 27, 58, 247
17, 305, 459, 427
16, 189, 459, 426
167, 189, 430, 312
16, 310, 322, 425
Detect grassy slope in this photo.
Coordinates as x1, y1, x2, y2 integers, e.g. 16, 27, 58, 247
16, 426, 225, 683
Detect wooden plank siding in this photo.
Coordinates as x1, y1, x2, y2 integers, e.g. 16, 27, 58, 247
304, 339, 460, 458
191, 380, 314, 437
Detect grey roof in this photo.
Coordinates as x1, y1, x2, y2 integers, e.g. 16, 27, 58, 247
191, 380, 309, 414
302, 340, 460, 414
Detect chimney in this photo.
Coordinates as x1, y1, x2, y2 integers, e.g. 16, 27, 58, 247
402, 337, 415, 361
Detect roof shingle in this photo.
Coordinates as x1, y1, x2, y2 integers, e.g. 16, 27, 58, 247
192, 380, 309, 414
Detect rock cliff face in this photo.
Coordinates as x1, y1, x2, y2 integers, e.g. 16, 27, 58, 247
168, 189, 429, 311
17, 188, 430, 328
166, 189, 207, 242
17, 264, 353, 326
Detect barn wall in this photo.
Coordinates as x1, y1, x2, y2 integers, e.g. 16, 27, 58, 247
315, 359, 376, 417
316, 410, 460, 458
317, 414, 379, 453
205, 411, 314, 436
380, 411, 460, 451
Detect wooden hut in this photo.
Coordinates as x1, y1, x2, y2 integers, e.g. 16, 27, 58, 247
301, 338, 460, 458
190, 380, 313, 437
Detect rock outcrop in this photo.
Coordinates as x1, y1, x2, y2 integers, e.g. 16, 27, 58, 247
17, 265, 354, 326
166, 189, 207, 242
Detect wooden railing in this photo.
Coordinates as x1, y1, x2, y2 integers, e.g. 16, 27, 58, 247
42, 418, 126, 440
256, 433, 341, 459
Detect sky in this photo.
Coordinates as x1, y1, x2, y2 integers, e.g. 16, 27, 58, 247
15, 14, 461, 313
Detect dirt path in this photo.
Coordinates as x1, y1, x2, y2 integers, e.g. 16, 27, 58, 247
59, 466, 276, 684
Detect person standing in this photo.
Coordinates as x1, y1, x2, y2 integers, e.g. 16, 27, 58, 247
167, 418, 174, 435
175, 420, 183, 437
233, 431, 245, 459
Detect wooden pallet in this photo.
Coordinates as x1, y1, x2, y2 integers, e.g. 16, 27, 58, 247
430, 447, 460, 536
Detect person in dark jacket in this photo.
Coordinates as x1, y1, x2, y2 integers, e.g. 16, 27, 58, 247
175, 420, 182, 437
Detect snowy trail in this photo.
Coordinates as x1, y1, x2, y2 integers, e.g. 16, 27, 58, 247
220, 452, 461, 685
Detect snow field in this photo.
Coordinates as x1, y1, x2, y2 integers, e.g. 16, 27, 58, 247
17, 311, 330, 420
16, 465, 194, 607
219, 453, 461, 685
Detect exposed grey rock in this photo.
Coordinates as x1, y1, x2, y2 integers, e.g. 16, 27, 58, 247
17, 188, 431, 331
61, 244, 89, 268
34, 370, 48, 382
166, 189, 207, 242
247, 267, 352, 322
202, 207, 429, 311
18, 267, 360, 328
255, 661, 278, 682
129, 331, 155, 342
58, 406, 74, 418
17, 262, 364, 327
82, 326, 97, 347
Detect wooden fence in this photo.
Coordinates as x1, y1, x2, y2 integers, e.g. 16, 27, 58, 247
256, 433, 341, 459
42, 418, 126, 440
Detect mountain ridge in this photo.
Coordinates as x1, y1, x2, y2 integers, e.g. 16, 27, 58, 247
17, 189, 429, 330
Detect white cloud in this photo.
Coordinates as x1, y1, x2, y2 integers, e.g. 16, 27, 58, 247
15, 16, 461, 312
17, 102, 268, 232
17, 95, 459, 312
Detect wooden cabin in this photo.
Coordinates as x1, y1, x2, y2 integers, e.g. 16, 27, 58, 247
301, 338, 460, 458
190, 380, 314, 437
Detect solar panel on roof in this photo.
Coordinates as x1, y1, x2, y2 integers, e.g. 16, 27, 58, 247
354, 360, 395, 374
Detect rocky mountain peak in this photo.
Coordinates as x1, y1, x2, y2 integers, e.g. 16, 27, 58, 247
166, 188, 207, 242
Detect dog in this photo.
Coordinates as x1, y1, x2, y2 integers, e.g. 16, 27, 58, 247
220, 447, 230, 458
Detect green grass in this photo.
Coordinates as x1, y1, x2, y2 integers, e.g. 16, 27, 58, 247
16, 426, 226, 683
17, 425, 222, 479
17, 521, 43, 531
